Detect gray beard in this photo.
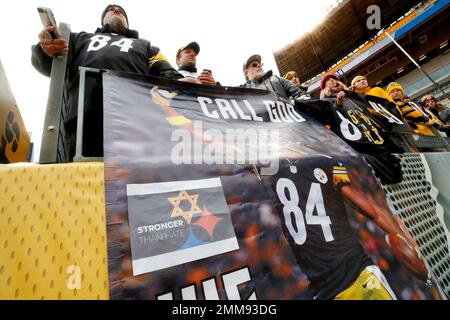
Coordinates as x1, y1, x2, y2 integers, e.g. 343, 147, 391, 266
109, 17, 125, 33
250, 74, 263, 83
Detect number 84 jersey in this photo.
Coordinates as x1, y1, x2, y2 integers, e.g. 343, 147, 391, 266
271, 154, 372, 300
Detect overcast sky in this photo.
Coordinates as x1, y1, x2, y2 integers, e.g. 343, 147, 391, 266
1, 0, 337, 162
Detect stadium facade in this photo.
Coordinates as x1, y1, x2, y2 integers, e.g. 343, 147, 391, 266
274, 0, 450, 102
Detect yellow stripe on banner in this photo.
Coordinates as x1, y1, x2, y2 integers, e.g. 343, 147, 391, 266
334, 173, 349, 179
333, 166, 346, 170
0, 162, 109, 300
333, 174, 350, 184
166, 115, 192, 126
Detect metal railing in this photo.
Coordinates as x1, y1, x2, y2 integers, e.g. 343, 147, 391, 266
39, 22, 71, 164
39, 23, 104, 163
383, 123, 450, 153
73, 67, 104, 162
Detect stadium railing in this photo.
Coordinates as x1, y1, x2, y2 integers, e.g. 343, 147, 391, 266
39, 22, 71, 164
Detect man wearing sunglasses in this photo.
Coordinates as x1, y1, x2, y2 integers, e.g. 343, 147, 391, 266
241, 54, 307, 101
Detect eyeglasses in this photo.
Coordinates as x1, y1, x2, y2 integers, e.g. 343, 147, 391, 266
248, 62, 263, 69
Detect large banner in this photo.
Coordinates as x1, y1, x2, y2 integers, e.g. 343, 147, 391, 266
103, 71, 438, 300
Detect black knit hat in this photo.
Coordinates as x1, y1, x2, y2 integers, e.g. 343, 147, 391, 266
101, 4, 128, 26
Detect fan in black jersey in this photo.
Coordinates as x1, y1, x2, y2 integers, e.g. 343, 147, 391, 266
296, 75, 405, 184
32, 5, 186, 160
267, 152, 430, 299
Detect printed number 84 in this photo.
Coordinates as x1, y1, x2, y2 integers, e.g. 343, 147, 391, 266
276, 178, 334, 245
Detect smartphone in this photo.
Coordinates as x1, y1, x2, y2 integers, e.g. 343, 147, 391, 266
202, 69, 212, 75
37, 7, 60, 39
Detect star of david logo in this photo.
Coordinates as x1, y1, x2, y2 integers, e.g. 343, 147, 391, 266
168, 190, 202, 224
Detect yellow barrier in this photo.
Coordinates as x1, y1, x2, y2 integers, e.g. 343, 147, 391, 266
2, 154, 449, 299
0, 162, 108, 299
0, 60, 30, 163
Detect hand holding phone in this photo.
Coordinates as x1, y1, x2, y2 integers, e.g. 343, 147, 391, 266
37, 7, 60, 39
197, 69, 216, 85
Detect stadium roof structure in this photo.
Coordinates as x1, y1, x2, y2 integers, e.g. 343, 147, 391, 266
274, 0, 424, 83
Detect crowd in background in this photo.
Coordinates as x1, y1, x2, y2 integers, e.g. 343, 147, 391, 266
285, 70, 450, 137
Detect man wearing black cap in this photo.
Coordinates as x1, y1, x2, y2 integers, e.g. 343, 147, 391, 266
241, 54, 306, 101
31, 4, 183, 160
175, 41, 217, 85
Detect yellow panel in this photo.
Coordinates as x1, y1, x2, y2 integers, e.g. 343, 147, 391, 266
166, 115, 192, 126
0, 60, 30, 163
0, 162, 109, 299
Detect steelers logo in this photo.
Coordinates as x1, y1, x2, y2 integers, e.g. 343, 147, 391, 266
314, 168, 328, 184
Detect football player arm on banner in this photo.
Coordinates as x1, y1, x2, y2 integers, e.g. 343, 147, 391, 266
341, 185, 431, 284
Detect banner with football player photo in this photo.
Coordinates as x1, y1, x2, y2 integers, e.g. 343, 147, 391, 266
103, 71, 438, 300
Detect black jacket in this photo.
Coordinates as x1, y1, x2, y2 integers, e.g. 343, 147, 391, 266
31, 26, 182, 119
31, 26, 182, 158
241, 71, 307, 100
